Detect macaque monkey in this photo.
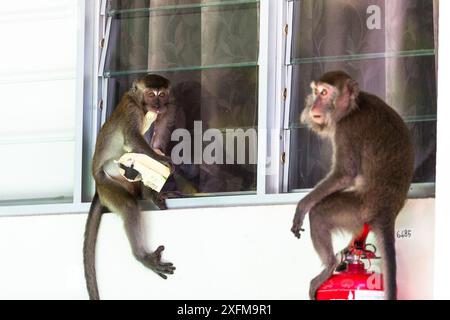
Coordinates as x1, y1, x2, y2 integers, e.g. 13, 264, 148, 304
291, 71, 414, 300
84, 74, 176, 300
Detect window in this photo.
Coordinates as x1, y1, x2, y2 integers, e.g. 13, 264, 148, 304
0, 0, 83, 207
0, 0, 437, 213
97, 0, 260, 197
285, 0, 437, 195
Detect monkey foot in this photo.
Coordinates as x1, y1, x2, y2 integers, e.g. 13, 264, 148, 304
335, 261, 347, 272
309, 272, 331, 300
309, 263, 340, 300
309, 276, 322, 300
141, 245, 176, 279
154, 195, 168, 210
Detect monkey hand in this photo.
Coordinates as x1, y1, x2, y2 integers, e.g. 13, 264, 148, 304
291, 206, 306, 239
160, 156, 175, 174
141, 246, 176, 279
291, 219, 305, 239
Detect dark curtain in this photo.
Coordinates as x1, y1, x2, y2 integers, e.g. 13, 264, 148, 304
104, 0, 259, 194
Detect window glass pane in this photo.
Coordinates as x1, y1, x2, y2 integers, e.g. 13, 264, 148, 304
292, 0, 435, 60
0, 142, 75, 204
0, 1, 77, 74
104, 1, 259, 76
108, 0, 258, 13
0, 81, 76, 137
288, 0, 437, 191
102, 1, 259, 196
0, 0, 79, 205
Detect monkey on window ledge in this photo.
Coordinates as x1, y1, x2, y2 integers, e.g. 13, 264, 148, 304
84, 74, 178, 300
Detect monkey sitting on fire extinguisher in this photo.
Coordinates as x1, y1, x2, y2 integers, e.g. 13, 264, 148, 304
291, 71, 414, 300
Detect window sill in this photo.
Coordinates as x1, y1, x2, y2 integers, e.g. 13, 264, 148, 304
0, 183, 434, 217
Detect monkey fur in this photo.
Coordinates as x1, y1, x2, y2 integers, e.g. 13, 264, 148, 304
84, 74, 176, 300
291, 71, 414, 300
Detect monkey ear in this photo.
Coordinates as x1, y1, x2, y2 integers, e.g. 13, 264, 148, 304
347, 79, 360, 100
310, 81, 316, 90
131, 80, 138, 93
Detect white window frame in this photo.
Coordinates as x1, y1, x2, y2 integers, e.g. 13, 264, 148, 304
0, 0, 89, 216
0, 0, 437, 216
280, 0, 436, 199
434, 0, 450, 300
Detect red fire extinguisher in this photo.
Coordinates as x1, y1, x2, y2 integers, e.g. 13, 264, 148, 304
316, 224, 385, 300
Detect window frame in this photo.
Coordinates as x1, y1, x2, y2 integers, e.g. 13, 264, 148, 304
0, 0, 88, 216
281, 0, 436, 199
0, 0, 436, 217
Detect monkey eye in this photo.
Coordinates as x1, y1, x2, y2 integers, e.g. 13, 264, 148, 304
159, 92, 166, 97
321, 89, 328, 96
314, 88, 319, 96
148, 92, 156, 97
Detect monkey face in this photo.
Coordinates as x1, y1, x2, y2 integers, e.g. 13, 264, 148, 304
143, 87, 170, 113
301, 75, 359, 136
307, 82, 337, 125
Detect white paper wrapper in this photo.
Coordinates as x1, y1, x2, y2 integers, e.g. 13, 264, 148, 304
116, 153, 170, 193
115, 110, 169, 192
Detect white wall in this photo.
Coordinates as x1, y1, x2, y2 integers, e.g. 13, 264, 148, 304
0, 199, 434, 300
434, 0, 450, 300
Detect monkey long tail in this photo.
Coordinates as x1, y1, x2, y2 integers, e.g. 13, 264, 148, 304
83, 192, 103, 300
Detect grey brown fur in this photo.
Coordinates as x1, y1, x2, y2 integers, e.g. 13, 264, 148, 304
84, 74, 176, 300
291, 71, 414, 300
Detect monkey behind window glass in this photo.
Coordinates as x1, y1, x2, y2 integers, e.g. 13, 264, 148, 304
291, 71, 414, 300
84, 74, 177, 300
